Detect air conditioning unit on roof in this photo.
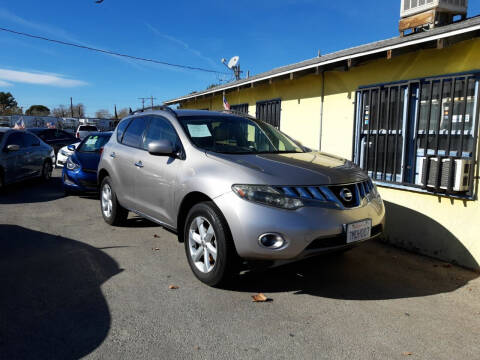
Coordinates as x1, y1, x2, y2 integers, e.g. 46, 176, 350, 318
401, 0, 468, 19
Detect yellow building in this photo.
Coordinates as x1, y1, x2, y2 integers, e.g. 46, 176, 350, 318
165, 17, 480, 271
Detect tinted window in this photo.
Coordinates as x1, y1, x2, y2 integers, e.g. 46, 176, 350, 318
116, 118, 132, 142
5, 132, 25, 148
121, 117, 147, 148
77, 134, 112, 153
143, 117, 180, 150
0, 133, 3, 143
24, 133, 41, 147
79, 125, 98, 131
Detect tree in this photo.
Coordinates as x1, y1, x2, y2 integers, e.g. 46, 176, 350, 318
26, 105, 50, 116
95, 109, 112, 119
0, 92, 20, 115
116, 108, 130, 119
52, 103, 86, 118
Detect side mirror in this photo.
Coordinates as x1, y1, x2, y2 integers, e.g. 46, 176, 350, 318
148, 140, 174, 156
6, 144, 20, 152
67, 144, 76, 151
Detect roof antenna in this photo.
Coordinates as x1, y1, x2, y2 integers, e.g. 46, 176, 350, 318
129, 107, 133, 115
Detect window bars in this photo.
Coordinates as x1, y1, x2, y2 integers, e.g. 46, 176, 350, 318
353, 73, 479, 198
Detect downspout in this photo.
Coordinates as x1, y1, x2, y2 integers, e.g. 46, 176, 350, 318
319, 70, 325, 151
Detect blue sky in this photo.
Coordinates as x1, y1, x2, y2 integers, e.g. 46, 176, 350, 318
0, 0, 479, 116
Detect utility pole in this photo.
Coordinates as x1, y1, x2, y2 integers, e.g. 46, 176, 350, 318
150, 96, 157, 108
138, 98, 148, 111
70, 97, 74, 118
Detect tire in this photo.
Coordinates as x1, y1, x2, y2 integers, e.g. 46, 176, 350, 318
41, 160, 53, 181
0, 168, 4, 193
184, 202, 238, 287
100, 176, 128, 226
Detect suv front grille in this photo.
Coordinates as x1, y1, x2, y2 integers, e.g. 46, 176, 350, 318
273, 179, 375, 209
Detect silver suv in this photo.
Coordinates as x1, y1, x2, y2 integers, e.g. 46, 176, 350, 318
98, 109, 385, 286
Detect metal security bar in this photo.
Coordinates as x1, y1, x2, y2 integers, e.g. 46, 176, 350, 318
354, 73, 479, 198
230, 103, 249, 114
256, 99, 281, 128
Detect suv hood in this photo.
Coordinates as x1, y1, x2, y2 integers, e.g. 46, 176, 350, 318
205, 151, 367, 185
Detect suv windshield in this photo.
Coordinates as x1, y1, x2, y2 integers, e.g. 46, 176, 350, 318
179, 115, 304, 154
77, 134, 111, 153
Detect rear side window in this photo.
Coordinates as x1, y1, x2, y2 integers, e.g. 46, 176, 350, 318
24, 133, 41, 147
116, 118, 132, 143
0, 133, 4, 143
121, 117, 147, 148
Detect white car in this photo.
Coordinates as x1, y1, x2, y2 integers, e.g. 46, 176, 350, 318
75, 125, 98, 140
56, 142, 80, 168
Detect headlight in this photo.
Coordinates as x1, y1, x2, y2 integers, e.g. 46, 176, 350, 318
66, 157, 80, 170
232, 185, 304, 210
60, 150, 69, 156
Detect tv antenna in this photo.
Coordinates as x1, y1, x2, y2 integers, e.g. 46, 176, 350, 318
221, 56, 242, 80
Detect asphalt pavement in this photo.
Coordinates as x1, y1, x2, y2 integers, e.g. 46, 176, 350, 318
1, 170, 479, 360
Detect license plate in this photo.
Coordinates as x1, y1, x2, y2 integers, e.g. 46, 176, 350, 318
346, 219, 372, 244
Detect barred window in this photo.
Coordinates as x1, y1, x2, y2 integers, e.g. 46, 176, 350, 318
230, 103, 249, 114
353, 74, 479, 198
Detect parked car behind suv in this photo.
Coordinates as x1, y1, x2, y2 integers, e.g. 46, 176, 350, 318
63, 132, 112, 194
27, 128, 77, 156
76, 125, 98, 140
0, 128, 54, 190
98, 109, 385, 286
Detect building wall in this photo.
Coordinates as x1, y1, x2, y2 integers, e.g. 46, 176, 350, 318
180, 37, 480, 270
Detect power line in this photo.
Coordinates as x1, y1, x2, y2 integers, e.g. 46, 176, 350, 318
0, 26, 228, 75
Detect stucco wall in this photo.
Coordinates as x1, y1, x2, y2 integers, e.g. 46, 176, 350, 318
179, 38, 480, 270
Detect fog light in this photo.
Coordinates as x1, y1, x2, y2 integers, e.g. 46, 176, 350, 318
258, 233, 285, 249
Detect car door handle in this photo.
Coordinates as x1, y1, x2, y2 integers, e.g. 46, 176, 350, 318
110, 152, 116, 158
135, 161, 144, 168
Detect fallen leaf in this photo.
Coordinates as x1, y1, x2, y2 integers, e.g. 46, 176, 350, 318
404, 313, 410, 317
152, 248, 160, 251
442, 264, 452, 268
251, 293, 269, 302
194, 346, 200, 351
169, 285, 179, 290
153, 234, 160, 238
468, 288, 473, 292
402, 352, 413, 356
289, 333, 295, 337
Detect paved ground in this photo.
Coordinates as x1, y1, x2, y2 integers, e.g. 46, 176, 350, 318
1, 170, 479, 360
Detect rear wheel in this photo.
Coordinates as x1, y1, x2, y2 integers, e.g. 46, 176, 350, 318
100, 176, 128, 226
41, 160, 53, 181
0, 168, 4, 193
184, 202, 238, 287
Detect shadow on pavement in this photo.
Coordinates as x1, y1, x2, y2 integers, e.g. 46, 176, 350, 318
230, 240, 478, 300
123, 216, 159, 228
0, 173, 64, 205
0, 225, 122, 360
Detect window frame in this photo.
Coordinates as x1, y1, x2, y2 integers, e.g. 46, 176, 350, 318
120, 116, 149, 150
353, 72, 480, 200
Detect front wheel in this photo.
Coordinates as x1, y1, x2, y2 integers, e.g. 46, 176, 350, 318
41, 160, 53, 181
100, 176, 128, 226
184, 202, 238, 287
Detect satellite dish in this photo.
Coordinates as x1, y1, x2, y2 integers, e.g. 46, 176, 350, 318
227, 56, 240, 69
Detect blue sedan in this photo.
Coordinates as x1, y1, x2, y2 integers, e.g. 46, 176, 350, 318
62, 132, 112, 194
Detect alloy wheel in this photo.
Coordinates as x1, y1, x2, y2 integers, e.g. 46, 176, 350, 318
101, 184, 113, 218
188, 216, 218, 273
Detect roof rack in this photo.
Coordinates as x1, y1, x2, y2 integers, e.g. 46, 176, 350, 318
131, 105, 177, 117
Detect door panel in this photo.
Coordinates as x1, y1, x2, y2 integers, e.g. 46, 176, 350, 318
3, 132, 27, 182
134, 116, 182, 225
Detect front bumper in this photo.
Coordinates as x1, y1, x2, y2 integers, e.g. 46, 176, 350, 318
56, 153, 70, 168
62, 167, 98, 192
214, 191, 385, 260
